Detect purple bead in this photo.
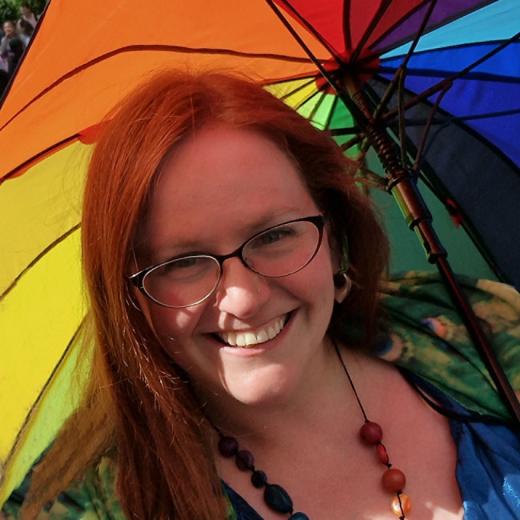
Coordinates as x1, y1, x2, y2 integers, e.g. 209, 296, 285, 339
235, 449, 254, 471
289, 514, 310, 520
251, 469, 267, 488
218, 436, 238, 457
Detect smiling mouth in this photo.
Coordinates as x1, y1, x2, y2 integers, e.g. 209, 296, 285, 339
212, 313, 291, 348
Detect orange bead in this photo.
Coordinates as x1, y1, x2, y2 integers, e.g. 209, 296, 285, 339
391, 493, 411, 517
382, 468, 406, 492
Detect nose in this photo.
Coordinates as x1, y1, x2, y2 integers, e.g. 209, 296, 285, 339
214, 257, 270, 319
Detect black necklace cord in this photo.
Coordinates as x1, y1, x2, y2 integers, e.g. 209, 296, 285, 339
332, 338, 369, 422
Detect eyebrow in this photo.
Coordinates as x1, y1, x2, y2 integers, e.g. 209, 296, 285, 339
150, 208, 310, 262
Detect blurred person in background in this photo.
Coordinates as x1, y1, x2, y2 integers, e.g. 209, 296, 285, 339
17, 18, 34, 46
19, 3, 38, 30
0, 20, 25, 79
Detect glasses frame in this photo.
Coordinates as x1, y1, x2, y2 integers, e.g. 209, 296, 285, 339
128, 215, 325, 308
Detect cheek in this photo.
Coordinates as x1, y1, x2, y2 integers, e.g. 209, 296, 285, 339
284, 245, 336, 306
136, 291, 204, 343
151, 308, 202, 340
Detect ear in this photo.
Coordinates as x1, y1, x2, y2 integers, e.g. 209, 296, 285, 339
333, 272, 352, 304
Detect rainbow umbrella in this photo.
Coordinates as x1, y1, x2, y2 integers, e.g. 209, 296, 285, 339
1, 0, 519, 504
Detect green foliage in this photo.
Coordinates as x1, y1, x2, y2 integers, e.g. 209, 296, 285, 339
0, 0, 46, 25
0, 0, 19, 23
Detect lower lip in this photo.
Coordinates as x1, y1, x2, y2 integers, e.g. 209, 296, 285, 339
209, 312, 295, 357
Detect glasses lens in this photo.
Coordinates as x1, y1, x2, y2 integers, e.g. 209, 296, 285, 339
143, 255, 220, 307
243, 220, 321, 277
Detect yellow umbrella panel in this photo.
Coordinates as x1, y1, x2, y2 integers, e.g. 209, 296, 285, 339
0, 143, 91, 503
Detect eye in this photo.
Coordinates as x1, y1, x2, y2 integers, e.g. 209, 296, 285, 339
167, 257, 199, 270
250, 226, 296, 248
151, 256, 215, 281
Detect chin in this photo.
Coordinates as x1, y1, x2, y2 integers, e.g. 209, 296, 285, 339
219, 364, 296, 407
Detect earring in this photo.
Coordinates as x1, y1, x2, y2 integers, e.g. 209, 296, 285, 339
333, 272, 352, 304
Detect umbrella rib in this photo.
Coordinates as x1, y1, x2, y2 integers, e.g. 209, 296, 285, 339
366, 0, 435, 54
378, 66, 520, 84
266, 0, 368, 126
0, 44, 317, 135
380, 39, 520, 59
271, 0, 343, 61
272, 75, 318, 101
372, 0, 437, 124
387, 108, 520, 126
397, 69, 408, 169
306, 88, 328, 127
292, 86, 325, 113
324, 93, 338, 131
0, 134, 79, 184
362, 80, 514, 281
372, 0, 495, 56
350, 0, 393, 64
1, 317, 87, 476
368, 78, 520, 178
377, 32, 520, 130
330, 127, 359, 136
411, 82, 451, 175
0, 224, 81, 302
343, 0, 352, 51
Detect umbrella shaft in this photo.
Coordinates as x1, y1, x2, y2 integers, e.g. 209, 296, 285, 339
345, 82, 520, 427
436, 256, 520, 426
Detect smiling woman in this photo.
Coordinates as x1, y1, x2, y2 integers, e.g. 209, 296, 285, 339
3, 71, 520, 520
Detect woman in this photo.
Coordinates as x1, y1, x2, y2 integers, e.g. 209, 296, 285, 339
18, 3, 38, 31
0, 21, 24, 78
3, 70, 520, 519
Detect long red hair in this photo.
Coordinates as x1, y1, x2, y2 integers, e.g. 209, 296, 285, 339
22, 70, 389, 519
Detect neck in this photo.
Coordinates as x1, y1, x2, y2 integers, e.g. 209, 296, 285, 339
194, 339, 365, 450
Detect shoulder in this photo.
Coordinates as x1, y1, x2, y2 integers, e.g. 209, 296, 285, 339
2, 455, 239, 520
1, 455, 125, 519
376, 271, 520, 419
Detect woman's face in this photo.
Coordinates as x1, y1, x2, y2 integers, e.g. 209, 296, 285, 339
135, 124, 340, 406
3, 22, 15, 37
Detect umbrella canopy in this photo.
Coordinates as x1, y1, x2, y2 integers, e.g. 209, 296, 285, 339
1, 0, 519, 504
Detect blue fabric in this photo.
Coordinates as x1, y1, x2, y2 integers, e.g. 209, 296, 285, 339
383, 0, 520, 57
380, 42, 520, 167
224, 375, 520, 519
223, 482, 263, 520
406, 373, 520, 519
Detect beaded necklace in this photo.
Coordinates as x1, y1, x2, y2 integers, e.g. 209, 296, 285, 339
216, 341, 410, 519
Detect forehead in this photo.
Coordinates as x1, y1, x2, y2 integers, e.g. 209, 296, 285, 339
141, 124, 318, 255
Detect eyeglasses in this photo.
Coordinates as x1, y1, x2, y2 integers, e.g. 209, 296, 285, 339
129, 215, 325, 308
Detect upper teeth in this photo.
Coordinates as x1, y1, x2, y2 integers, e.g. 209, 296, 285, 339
218, 316, 287, 347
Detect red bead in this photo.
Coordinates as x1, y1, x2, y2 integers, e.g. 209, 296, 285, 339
359, 421, 383, 445
376, 443, 389, 465
382, 468, 406, 493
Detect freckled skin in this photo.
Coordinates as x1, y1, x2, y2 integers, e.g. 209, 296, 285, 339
135, 124, 339, 406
